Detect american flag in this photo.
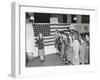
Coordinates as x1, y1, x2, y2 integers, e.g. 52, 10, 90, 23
32, 23, 70, 46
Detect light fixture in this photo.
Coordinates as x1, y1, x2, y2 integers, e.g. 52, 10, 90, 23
73, 16, 77, 21
30, 16, 34, 21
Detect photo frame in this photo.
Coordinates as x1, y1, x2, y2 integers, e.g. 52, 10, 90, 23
11, 2, 96, 78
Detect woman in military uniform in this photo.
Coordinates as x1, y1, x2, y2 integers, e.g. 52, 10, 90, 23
37, 33, 45, 62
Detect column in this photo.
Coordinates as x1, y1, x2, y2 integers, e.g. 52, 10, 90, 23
67, 14, 71, 24
76, 15, 82, 23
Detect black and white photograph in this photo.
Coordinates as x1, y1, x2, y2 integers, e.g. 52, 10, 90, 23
10, 1, 98, 78
25, 12, 90, 67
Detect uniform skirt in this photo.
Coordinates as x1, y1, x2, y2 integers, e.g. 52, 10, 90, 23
67, 47, 73, 62
85, 47, 89, 64
38, 49, 45, 57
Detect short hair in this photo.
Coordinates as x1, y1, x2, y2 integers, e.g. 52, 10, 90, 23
38, 32, 43, 36
85, 33, 89, 37
80, 33, 85, 40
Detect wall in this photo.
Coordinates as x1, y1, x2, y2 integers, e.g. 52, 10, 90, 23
70, 23, 89, 33
26, 23, 36, 56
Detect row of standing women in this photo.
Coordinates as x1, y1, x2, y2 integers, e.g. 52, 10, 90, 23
54, 29, 90, 65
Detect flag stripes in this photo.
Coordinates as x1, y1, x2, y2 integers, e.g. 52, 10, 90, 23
33, 23, 69, 46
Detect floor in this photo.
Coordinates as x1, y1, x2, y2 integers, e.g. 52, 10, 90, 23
26, 53, 69, 67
